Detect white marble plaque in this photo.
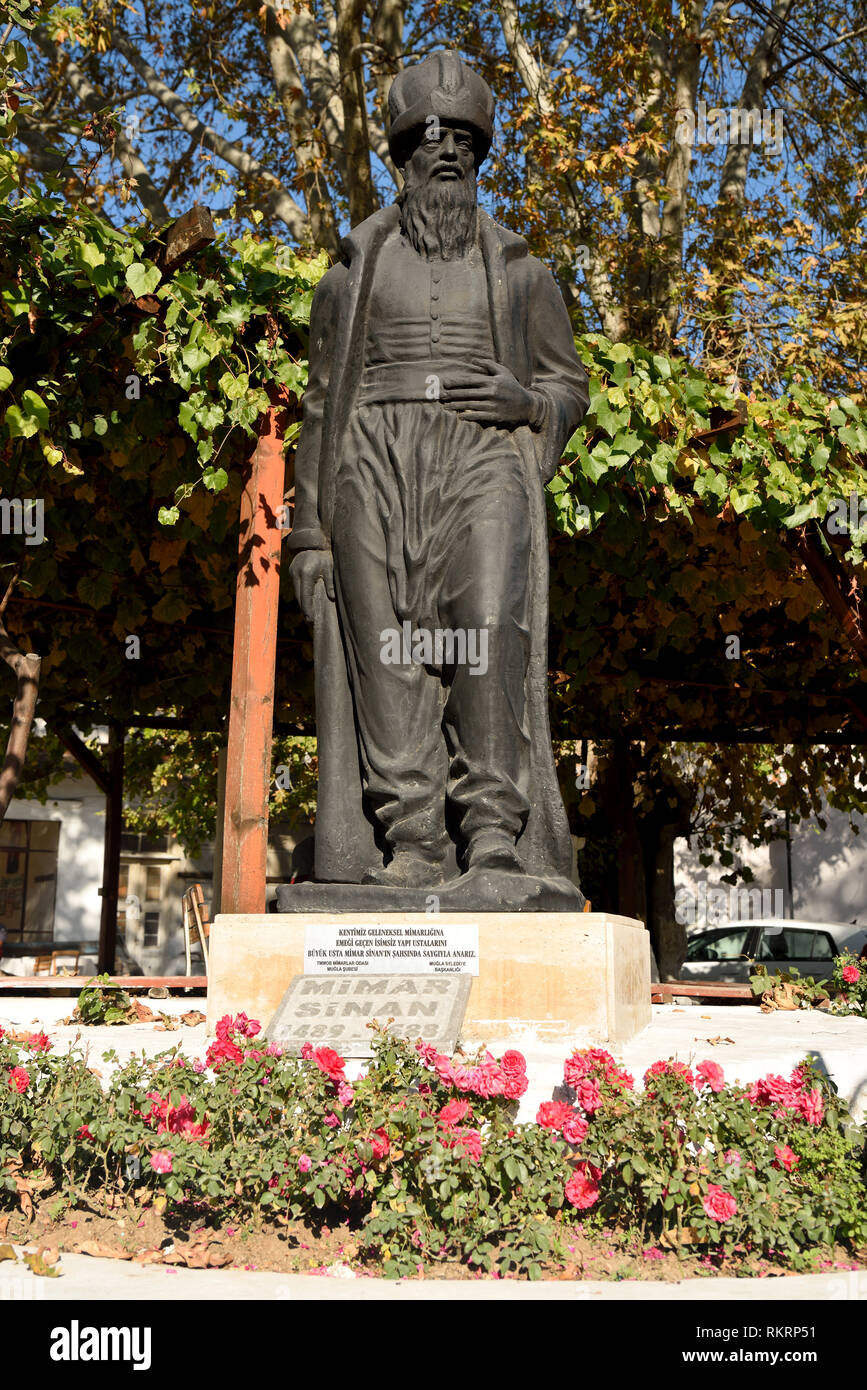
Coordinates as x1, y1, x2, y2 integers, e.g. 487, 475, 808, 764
303, 921, 479, 975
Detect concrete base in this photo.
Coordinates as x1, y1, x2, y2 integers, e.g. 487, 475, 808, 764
207, 912, 651, 1048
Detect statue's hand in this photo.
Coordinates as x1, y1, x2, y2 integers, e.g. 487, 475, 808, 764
439, 360, 539, 427
290, 550, 335, 622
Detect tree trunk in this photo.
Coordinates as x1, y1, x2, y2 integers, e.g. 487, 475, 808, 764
0, 590, 41, 825
335, 0, 376, 226
647, 820, 687, 980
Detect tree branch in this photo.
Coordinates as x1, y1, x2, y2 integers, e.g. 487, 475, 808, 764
109, 27, 310, 238
498, 0, 627, 338
29, 28, 171, 222
260, 2, 340, 253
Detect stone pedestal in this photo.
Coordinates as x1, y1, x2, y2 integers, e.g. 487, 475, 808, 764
206, 912, 651, 1049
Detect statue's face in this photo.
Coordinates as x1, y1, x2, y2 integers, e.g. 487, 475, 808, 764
403, 122, 476, 186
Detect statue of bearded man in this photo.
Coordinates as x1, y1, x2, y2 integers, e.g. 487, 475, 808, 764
285, 51, 589, 909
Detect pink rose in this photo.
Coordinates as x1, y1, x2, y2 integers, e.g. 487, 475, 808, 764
773, 1144, 799, 1172
574, 1077, 602, 1113
565, 1162, 601, 1210
300, 1043, 313, 1059
696, 1060, 725, 1093
502, 1072, 529, 1101
298, 1154, 312, 1173
562, 1114, 589, 1145
723, 1150, 741, 1166
747, 1074, 797, 1110
324, 1112, 340, 1128
798, 1088, 824, 1126
470, 1062, 505, 1098
337, 1082, 355, 1107
842, 964, 860, 984
434, 1053, 454, 1084
703, 1185, 737, 1222
455, 1128, 482, 1163
501, 1050, 527, 1077
150, 1150, 173, 1174
8, 1067, 29, 1094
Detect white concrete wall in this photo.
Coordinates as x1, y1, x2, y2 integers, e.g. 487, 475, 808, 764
675, 801, 867, 932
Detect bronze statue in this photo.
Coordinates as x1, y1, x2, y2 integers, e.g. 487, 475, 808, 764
282, 51, 589, 911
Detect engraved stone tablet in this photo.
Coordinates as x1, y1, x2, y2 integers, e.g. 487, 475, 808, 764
303, 921, 479, 975
264, 973, 473, 1058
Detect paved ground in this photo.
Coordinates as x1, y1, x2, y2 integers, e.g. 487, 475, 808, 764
2, 1245, 865, 1300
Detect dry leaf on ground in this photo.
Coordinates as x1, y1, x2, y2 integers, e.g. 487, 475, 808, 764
22, 1248, 61, 1277
0, 1244, 18, 1264
180, 1011, 206, 1026
76, 1241, 133, 1260
134, 1248, 165, 1265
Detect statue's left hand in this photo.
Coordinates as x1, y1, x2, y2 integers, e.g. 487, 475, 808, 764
439, 360, 538, 427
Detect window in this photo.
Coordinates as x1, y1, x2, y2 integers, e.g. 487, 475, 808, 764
145, 866, 162, 901
120, 831, 169, 855
757, 928, 831, 962
686, 928, 750, 961
810, 933, 835, 961
116, 865, 129, 935
0, 820, 60, 943
143, 912, 160, 948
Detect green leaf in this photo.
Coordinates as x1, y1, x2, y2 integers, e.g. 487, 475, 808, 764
125, 261, 161, 298
0, 365, 12, 392
5, 388, 50, 437
76, 572, 114, 610
158, 506, 180, 527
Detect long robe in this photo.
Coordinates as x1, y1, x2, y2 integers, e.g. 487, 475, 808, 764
289, 202, 589, 883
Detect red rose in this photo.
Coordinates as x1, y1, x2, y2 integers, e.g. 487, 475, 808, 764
438, 1099, 472, 1129
773, 1144, 799, 1172
7, 1066, 29, 1094
312, 1046, 346, 1082
842, 964, 860, 984
536, 1100, 574, 1131
370, 1128, 390, 1159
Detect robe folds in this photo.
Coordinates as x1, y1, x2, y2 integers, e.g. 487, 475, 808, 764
288, 202, 590, 883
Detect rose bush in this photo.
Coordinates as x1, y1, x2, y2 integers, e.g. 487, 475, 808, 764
1, 1018, 865, 1278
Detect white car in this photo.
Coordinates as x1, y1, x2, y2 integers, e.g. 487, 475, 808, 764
679, 920, 867, 985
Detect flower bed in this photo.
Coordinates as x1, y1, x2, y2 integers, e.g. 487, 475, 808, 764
2, 1018, 865, 1279
750, 950, 867, 1016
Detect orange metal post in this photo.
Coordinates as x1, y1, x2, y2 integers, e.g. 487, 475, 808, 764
220, 404, 286, 914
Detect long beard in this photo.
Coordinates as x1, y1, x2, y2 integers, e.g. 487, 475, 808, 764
398, 171, 478, 261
